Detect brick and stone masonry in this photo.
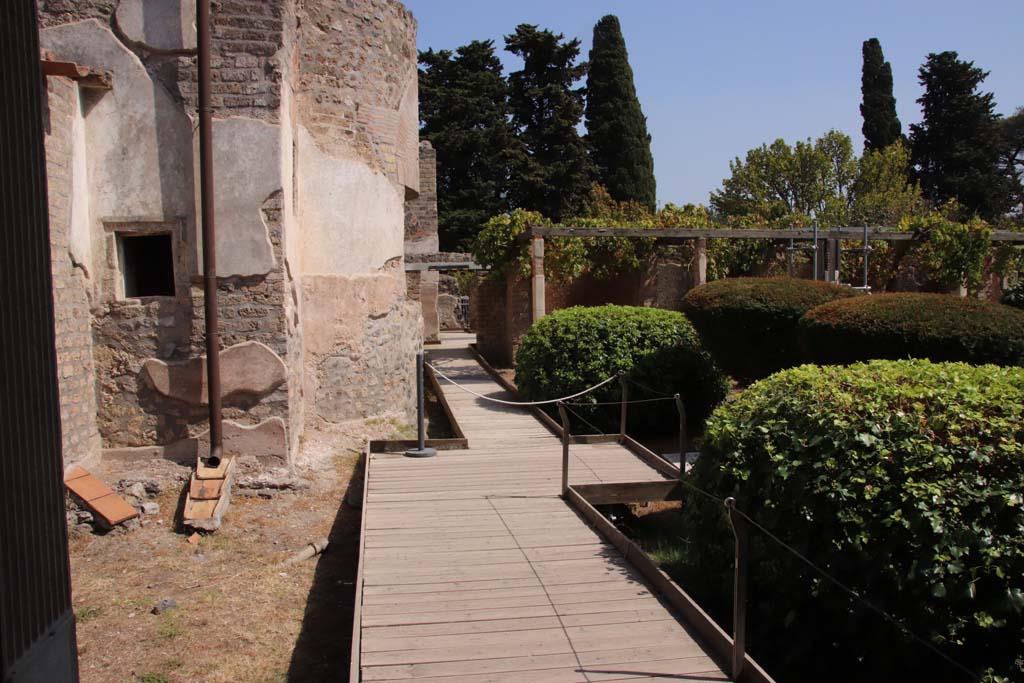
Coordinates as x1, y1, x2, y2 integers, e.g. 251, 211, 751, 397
38, 0, 423, 468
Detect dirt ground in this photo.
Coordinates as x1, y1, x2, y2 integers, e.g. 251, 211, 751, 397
68, 418, 405, 683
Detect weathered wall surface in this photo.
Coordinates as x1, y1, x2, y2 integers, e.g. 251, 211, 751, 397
39, 0, 424, 467
292, 0, 421, 427
44, 75, 102, 468
404, 141, 438, 255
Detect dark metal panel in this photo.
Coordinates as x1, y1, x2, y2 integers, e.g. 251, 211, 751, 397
0, 2, 79, 681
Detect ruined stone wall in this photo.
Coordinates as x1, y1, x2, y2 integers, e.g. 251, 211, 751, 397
44, 75, 102, 468
404, 141, 439, 255
39, 0, 422, 464
292, 0, 421, 427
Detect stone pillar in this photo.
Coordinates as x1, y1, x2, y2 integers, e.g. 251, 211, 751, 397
421, 270, 440, 343
692, 238, 708, 287
531, 235, 545, 323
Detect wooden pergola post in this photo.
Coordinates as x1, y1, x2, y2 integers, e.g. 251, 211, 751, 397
692, 237, 708, 287
531, 232, 545, 323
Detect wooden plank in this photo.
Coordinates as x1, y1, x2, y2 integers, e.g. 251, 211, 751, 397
183, 497, 217, 521
189, 477, 223, 501
350, 444, 371, 683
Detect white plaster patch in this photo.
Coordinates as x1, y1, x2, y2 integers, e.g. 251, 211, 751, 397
69, 86, 93, 278
194, 117, 280, 277
296, 125, 405, 277
41, 20, 196, 226
115, 0, 197, 52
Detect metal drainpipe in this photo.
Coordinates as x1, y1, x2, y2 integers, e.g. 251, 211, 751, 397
197, 0, 223, 468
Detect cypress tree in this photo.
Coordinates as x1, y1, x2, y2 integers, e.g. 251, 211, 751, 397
910, 51, 1010, 219
505, 24, 594, 221
585, 15, 656, 210
860, 38, 902, 151
419, 41, 516, 251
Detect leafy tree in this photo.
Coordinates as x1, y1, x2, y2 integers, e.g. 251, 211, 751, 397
860, 38, 902, 151
505, 24, 594, 221
998, 106, 1024, 219
909, 51, 1010, 220
419, 41, 517, 251
584, 15, 656, 210
710, 130, 857, 226
851, 141, 923, 225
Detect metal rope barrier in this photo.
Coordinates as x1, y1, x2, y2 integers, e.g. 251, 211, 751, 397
426, 362, 619, 406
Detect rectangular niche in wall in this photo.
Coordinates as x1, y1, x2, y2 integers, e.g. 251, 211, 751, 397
117, 232, 175, 298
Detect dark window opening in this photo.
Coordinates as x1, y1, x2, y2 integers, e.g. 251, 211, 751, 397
118, 233, 175, 297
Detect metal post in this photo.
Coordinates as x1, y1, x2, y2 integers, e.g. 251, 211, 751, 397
725, 497, 748, 681
558, 402, 570, 495
674, 394, 687, 471
618, 372, 628, 440
405, 352, 437, 458
197, 0, 223, 467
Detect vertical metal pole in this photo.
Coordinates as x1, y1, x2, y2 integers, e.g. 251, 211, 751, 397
862, 224, 870, 289
197, 0, 223, 467
405, 352, 436, 458
558, 402, 570, 495
725, 497, 748, 681
618, 372, 628, 440
674, 394, 687, 471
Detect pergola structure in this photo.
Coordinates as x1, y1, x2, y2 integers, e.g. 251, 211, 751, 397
525, 225, 1024, 323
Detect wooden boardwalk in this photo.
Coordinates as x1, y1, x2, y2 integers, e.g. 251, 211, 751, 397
355, 333, 729, 682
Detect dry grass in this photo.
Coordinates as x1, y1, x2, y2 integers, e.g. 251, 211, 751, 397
69, 419, 402, 683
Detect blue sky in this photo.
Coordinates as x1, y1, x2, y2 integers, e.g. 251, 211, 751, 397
403, 0, 1023, 208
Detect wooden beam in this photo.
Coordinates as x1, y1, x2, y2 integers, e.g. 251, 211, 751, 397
529, 225, 1024, 243
425, 364, 467, 440
349, 445, 372, 683
620, 434, 680, 479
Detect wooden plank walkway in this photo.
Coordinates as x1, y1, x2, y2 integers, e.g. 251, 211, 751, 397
356, 332, 728, 682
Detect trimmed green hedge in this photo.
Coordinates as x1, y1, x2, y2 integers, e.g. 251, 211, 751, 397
800, 293, 1024, 366
680, 277, 863, 381
678, 360, 1024, 681
515, 305, 728, 432
1002, 281, 1024, 310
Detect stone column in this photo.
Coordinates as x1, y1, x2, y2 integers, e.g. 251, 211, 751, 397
421, 270, 440, 343
692, 238, 708, 287
531, 235, 545, 323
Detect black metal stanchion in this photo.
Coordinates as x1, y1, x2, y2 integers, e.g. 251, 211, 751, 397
405, 351, 437, 458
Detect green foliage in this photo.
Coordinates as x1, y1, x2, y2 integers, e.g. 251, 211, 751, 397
910, 52, 1011, 220
1002, 280, 1024, 309
799, 293, 1024, 367
908, 213, 993, 292
999, 107, 1024, 220
419, 41, 517, 251
679, 360, 1024, 682
506, 25, 595, 221
851, 141, 924, 226
860, 38, 903, 151
515, 305, 728, 432
710, 132, 855, 225
681, 278, 863, 381
585, 15, 656, 211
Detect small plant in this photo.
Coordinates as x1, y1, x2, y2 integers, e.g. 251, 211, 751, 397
155, 613, 184, 640
74, 605, 103, 623
137, 674, 169, 683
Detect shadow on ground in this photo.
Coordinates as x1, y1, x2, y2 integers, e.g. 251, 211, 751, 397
287, 454, 365, 682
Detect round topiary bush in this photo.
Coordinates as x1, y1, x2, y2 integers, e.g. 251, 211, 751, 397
678, 360, 1024, 682
515, 305, 728, 433
680, 277, 863, 381
799, 293, 1024, 366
